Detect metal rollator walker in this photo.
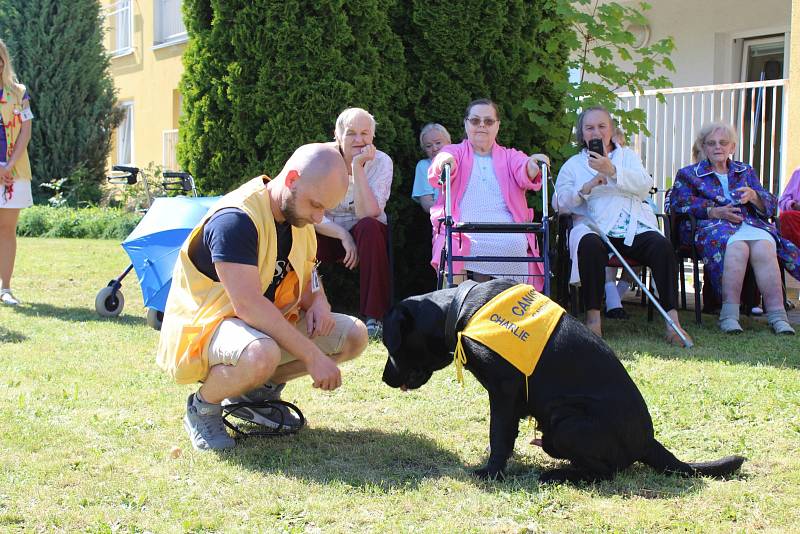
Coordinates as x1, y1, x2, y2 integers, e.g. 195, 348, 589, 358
436, 162, 552, 295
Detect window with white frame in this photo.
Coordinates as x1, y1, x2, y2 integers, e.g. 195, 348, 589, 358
155, 0, 187, 45
105, 0, 133, 56
117, 102, 134, 165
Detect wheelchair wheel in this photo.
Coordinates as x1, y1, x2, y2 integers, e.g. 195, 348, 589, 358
146, 308, 164, 330
95, 286, 124, 317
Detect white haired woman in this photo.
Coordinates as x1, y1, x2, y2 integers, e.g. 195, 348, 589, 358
669, 121, 798, 334
0, 38, 34, 306
556, 106, 691, 345
411, 123, 451, 213
316, 107, 393, 337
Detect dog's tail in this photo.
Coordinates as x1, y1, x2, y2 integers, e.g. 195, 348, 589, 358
641, 440, 745, 478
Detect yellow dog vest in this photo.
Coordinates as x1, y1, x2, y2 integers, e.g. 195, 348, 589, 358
454, 284, 565, 398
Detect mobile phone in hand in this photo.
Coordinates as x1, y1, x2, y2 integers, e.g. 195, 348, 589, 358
587, 138, 604, 156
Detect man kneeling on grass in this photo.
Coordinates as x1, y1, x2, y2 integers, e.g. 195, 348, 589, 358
157, 143, 369, 450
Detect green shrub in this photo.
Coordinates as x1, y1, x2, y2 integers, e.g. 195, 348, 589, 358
17, 206, 141, 240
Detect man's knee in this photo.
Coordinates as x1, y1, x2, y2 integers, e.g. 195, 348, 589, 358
239, 338, 282, 381
337, 318, 368, 362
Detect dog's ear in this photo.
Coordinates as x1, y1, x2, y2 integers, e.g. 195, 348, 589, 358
382, 303, 413, 354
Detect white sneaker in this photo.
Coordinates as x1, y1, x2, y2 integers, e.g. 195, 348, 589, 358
0, 290, 19, 306
366, 318, 383, 339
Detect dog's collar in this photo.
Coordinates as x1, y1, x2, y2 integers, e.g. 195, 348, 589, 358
444, 280, 478, 353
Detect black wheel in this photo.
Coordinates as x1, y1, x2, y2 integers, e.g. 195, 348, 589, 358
95, 286, 124, 317
146, 308, 164, 330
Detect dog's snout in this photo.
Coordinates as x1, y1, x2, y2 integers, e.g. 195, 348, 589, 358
382, 355, 405, 388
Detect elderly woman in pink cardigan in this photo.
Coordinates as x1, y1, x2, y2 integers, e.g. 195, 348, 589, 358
427, 98, 549, 289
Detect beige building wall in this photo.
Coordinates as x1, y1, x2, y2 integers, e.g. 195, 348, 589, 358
103, 0, 186, 172
608, 0, 797, 192
619, 0, 791, 85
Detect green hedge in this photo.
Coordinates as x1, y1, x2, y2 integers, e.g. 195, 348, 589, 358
16, 206, 141, 240
179, 0, 571, 306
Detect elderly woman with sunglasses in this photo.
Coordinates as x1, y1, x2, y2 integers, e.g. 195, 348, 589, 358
556, 106, 690, 345
669, 121, 799, 335
427, 98, 549, 289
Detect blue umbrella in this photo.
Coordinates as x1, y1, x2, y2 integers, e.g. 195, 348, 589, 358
122, 196, 220, 312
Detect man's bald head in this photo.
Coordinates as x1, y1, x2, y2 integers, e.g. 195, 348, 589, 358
270, 143, 349, 227
282, 143, 348, 191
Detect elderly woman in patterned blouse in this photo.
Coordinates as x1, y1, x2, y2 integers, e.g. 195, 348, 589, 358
669, 121, 799, 335
315, 107, 393, 338
427, 98, 549, 289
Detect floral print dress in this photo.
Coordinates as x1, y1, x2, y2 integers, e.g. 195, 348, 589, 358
668, 159, 800, 300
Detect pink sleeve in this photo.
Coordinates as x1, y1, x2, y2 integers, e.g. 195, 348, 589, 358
427, 144, 460, 188
779, 169, 800, 211
506, 147, 541, 192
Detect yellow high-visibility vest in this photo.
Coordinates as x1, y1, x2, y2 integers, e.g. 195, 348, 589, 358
156, 176, 317, 384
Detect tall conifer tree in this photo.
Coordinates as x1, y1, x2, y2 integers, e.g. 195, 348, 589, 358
0, 0, 122, 204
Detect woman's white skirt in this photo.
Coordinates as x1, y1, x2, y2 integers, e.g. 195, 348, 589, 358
0, 178, 33, 209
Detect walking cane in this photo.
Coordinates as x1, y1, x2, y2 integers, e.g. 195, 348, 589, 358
583, 216, 693, 348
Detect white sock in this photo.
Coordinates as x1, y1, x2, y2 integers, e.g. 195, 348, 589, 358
616, 279, 628, 300
605, 282, 622, 310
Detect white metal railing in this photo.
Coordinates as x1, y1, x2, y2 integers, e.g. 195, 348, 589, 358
617, 79, 788, 210
163, 129, 179, 170
105, 0, 133, 56
155, 0, 187, 45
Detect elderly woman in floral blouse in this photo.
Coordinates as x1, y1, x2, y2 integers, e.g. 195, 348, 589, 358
669, 121, 799, 335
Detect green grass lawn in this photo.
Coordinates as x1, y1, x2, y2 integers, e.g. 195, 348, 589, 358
1, 237, 799, 533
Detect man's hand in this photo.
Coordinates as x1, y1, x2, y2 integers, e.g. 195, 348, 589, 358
709, 205, 743, 224
305, 295, 335, 338
340, 231, 359, 269
306, 353, 342, 390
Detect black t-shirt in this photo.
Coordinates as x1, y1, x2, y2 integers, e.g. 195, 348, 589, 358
187, 207, 293, 301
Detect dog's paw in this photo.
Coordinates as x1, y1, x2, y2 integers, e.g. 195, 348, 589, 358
472, 467, 506, 481
537, 468, 571, 484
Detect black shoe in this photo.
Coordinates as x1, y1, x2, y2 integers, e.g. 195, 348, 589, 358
604, 307, 629, 320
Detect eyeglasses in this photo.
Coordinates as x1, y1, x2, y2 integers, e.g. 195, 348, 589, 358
466, 117, 498, 127
704, 139, 731, 148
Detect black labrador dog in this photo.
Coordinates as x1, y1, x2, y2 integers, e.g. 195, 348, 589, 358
382, 279, 745, 483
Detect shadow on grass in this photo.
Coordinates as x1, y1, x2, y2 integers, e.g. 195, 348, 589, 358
11, 302, 144, 326
221, 425, 722, 497
493, 458, 736, 498
221, 427, 465, 489
0, 325, 27, 343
